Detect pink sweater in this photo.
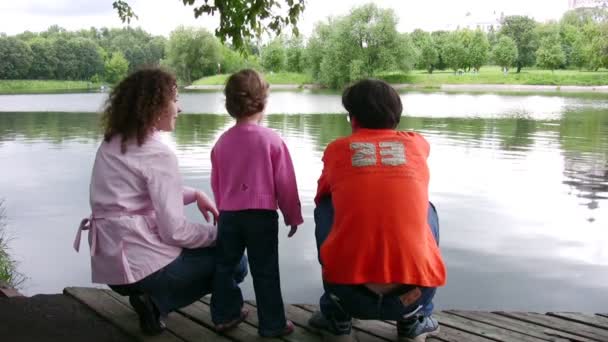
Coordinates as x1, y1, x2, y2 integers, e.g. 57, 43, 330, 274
211, 123, 303, 226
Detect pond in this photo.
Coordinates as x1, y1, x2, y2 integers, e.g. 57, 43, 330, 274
0, 90, 607, 312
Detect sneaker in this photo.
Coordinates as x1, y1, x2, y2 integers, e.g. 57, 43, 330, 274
128, 294, 166, 336
260, 320, 295, 337
215, 307, 249, 332
308, 311, 353, 341
397, 316, 440, 342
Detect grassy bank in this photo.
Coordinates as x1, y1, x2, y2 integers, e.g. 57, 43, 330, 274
194, 67, 608, 88
0, 200, 24, 288
0, 80, 103, 94
192, 72, 313, 86
378, 67, 608, 87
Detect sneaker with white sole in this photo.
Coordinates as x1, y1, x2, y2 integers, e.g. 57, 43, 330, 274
397, 315, 440, 342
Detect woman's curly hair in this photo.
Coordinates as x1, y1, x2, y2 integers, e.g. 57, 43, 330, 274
224, 69, 269, 118
101, 68, 177, 153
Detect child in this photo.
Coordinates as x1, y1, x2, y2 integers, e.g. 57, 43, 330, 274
210, 69, 303, 337
309, 79, 446, 342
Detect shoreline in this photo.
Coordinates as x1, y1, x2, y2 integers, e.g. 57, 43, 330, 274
186, 83, 608, 93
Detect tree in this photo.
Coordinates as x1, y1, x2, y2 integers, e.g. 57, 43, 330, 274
28, 37, 58, 79
285, 35, 304, 73
469, 29, 490, 71
536, 35, 565, 71
261, 38, 286, 72
104, 52, 129, 84
443, 32, 466, 72
113, 0, 305, 50
431, 31, 449, 70
492, 36, 518, 72
306, 4, 415, 88
500, 16, 538, 73
419, 39, 439, 73
166, 27, 222, 83
0, 37, 33, 79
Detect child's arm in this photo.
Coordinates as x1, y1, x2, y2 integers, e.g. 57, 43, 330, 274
273, 141, 304, 227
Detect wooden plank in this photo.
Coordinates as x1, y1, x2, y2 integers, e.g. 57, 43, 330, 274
104, 290, 228, 342
547, 312, 608, 331
64, 287, 183, 342
496, 312, 608, 342
446, 310, 590, 342
178, 299, 279, 342
296, 304, 494, 342
435, 312, 552, 342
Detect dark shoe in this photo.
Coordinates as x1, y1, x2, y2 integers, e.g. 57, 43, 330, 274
308, 311, 353, 340
260, 320, 295, 337
397, 315, 440, 342
129, 294, 166, 336
215, 307, 249, 332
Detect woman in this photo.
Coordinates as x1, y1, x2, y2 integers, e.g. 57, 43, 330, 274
74, 68, 247, 335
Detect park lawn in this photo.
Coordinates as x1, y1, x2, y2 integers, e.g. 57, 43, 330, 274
378, 67, 608, 87
0, 80, 102, 94
192, 72, 313, 86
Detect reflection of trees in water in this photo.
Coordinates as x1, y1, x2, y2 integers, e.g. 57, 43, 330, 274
0, 112, 100, 143
559, 109, 608, 213
562, 153, 608, 213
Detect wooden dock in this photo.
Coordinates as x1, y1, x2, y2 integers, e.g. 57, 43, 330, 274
64, 287, 608, 342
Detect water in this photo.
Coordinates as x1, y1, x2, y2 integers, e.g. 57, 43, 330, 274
0, 91, 607, 312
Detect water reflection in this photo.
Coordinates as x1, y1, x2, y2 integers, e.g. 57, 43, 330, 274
0, 104, 607, 311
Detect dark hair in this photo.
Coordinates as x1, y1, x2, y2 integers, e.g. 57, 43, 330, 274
224, 69, 269, 118
101, 68, 177, 153
342, 79, 402, 129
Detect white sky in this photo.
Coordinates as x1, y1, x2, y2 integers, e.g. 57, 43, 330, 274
0, 0, 570, 37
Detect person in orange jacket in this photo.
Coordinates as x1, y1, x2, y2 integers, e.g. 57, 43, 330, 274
309, 79, 446, 342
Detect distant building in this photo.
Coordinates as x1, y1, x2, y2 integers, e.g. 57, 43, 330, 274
568, 0, 608, 9
444, 11, 503, 32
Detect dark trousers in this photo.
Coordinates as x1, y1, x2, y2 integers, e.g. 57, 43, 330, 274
110, 247, 248, 316
314, 197, 440, 335
210, 210, 287, 336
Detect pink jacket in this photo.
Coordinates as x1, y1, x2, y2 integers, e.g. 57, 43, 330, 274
211, 123, 303, 226
74, 132, 217, 285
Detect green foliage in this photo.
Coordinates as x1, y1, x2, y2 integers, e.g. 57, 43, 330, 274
419, 39, 439, 73
166, 27, 222, 83
114, 0, 305, 51
536, 34, 566, 71
443, 32, 466, 72
469, 30, 490, 71
0, 200, 25, 289
306, 4, 415, 88
104, 52, 129, 84
500, 16, 539, 72
0, 37, 33, 79
0, 80, 102, 94
261, 38, 287, 72
493, 36, 518, 71
192, 71, 312, 85
285, 35, 304, 73
27, 38, 58, 79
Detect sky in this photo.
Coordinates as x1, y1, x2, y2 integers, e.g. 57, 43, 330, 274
0, 0, 571, 37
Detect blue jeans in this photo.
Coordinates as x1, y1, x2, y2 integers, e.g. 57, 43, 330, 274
110, 247, 248, 316
314, 197, 440, 335
210, 210, 287, 336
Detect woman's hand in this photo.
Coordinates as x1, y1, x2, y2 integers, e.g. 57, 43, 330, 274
196, 191, 219, 225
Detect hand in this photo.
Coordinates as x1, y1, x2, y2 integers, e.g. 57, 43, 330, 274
287, 225, 298, 238
196, 191, 219, 225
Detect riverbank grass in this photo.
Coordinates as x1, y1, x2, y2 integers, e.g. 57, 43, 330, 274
192, 72, 313, 86
0, 200, 24, 288
0, 80, 102, 94
194, 67, 608, 88
377, 67, 608, 87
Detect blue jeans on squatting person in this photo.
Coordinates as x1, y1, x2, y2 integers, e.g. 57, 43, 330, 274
110, 247, 248, 334
210, 209, 289, 337
313, 197, 440, 336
